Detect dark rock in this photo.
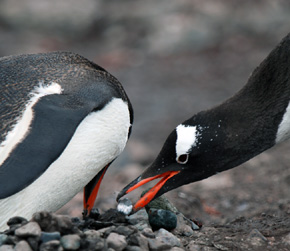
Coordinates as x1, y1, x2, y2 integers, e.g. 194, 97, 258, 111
148, 209, 177, 231
27, 237, 39, 251
128, 233, 149, 250
247, 229, 268, 246
141, 190, 178, 213
89, 208, 100, 220
7, 216, 28, 227
39, 240, 62, 251
60, 234, 81, 250
4, 235, 20, 245
98, 209, 127, 223
15, 222, 41, 238
32, 212, 74, 235
106, 232, 127, 251
41, 232, 61, 243
14, 240, 33, 251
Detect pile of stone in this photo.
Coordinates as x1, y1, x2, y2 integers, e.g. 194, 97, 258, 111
0, 197, 200, 251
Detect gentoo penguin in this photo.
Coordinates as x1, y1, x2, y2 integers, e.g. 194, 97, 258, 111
118, 33, 290, 211
0, 51, 133, 231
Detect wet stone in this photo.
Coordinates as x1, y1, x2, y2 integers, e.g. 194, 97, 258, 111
106, 232, 127, 251
14, 240, 33, 251
15, 222, 41, 238
41, 232, 61, 243
148, 209, 177, 231
60, 234, 81, 250
117, 198, 133, 215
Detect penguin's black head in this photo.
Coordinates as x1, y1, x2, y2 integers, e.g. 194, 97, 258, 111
117, 114, 230, 211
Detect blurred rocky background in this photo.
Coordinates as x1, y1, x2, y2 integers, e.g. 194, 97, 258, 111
1, 0, 290, 248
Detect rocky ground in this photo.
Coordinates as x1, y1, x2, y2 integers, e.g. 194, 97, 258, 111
0, 0, 290, 250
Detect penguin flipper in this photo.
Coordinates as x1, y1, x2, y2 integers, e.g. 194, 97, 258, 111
0, 94, 94, 199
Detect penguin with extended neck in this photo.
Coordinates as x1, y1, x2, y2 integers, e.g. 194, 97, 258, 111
0, 51, 133, 231
118, 33, 290, 211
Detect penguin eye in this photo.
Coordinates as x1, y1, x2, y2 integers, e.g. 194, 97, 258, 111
176, 154, 189, 164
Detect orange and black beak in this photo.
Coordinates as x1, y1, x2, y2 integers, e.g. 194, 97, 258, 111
117, 169, 180, 212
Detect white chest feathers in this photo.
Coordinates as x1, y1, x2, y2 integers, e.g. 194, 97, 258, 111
276, 101, 290, 143
0, 98, 130, 229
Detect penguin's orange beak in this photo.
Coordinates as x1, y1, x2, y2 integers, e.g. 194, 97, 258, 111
117, 170, 180, 211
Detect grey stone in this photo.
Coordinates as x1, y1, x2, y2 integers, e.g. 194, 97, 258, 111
141, 228, 155, 238
247, 229, 268, 246
0, 234, 8, 246
39, 240, 63, 251
148, 209, 177, 231
41, 232, 61, 243
148, 238, 172, 251
134, 221, 150, 232
126, 246, 142, 251
86, 238, 106, 251
106, 232, 127, 251
141, 192, 178, 213
113, 225, 136, 236
15, 222, 41, 238
127, 209, 148, 225
282, 232, 290, 245
172, 214, 194, 236
128, 233, 149, 250
156, 228, 181, 247
14, 240, 33, 251
60, 234, 81, 250
84, 229, 101, 240
170, 247, 185, 251
0, 245, 13, 251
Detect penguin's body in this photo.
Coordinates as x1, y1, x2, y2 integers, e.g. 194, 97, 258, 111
118, 33, 290, 211
0, 52, 133, 231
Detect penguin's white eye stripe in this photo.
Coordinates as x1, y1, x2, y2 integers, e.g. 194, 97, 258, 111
175, 124, 197, 158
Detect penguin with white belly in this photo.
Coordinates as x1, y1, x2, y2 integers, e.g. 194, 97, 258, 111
0, 51, 133, 231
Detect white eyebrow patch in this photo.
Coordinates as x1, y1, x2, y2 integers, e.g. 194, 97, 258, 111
0, 82, 63, 166
175, 124, 198, 157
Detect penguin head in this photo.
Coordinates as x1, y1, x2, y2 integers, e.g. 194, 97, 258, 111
117, 114, 227, 211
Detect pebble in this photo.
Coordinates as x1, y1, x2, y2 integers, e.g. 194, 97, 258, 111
127, 209, 148, 225
0, 235, 8, 246
148, 209, 177, 231
148, 238, 172, 251
0, 245, 14, 251
41, 232, 61, 243
14, 240, 33, 251
117, 198, 133, 215
106, 232, 127, 251
39, 240, 63, 251
141, 228, 155, 238
156, 228, 181, 247
15, 222, 41, 238
128, 233, 149, 250
60, 234, 81, 250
